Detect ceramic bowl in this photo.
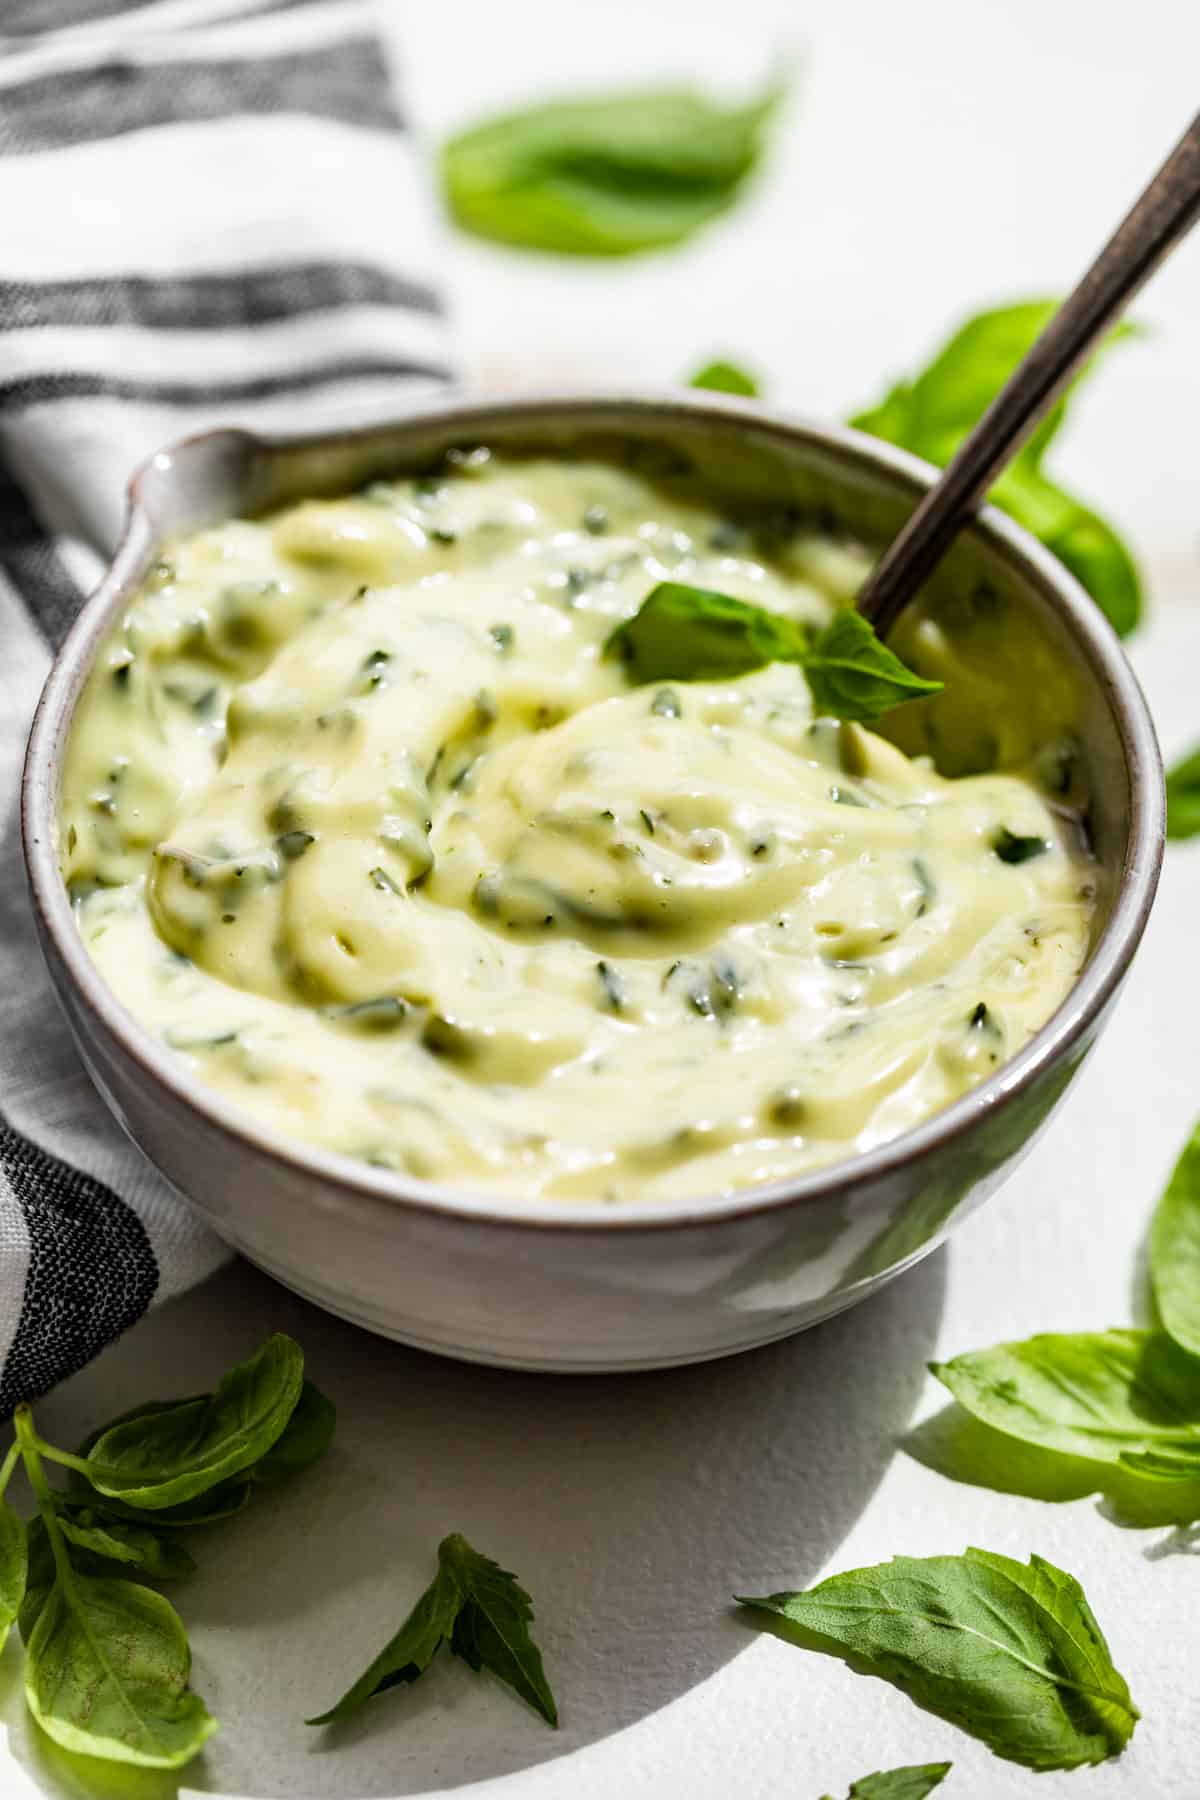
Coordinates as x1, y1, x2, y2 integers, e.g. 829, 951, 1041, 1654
21, 393, 1164, 1370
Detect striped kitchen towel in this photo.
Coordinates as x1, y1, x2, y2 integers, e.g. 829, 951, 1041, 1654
0, 0, 452, 1411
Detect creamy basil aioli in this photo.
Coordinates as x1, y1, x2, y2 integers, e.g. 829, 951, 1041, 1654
61, 451, 1095, 1202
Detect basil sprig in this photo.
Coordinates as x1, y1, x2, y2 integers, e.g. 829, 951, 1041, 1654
606, 582, 942, 723
0, 1333, 333, 1770
13, 1409, 219, 1769
441, 81, 782, 256
851, 301, 1143, 636
308, 1532, 557, 1728
740, 1548, 1138, 1770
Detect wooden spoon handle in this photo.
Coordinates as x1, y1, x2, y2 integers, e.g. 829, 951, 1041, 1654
856, 114, 1200, 638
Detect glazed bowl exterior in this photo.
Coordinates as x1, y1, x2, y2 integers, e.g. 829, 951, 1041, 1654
21, 393, 1164, 1371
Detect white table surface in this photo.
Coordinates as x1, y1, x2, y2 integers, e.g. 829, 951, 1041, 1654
6, 3, 1200, 1796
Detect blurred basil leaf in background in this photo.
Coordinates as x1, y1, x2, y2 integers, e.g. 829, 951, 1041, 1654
690, 359, 760, 396
442, 81, 784, 256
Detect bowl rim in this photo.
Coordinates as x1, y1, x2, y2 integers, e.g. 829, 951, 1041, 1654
21, 387, 1166, 1236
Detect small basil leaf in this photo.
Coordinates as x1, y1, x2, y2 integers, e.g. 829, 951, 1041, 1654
740, 1548, 1137, 1770
689, 359, 760, 397
801, 609, 943, 723
307, 1533, 556, 1730
992, 827, 1049, 864
605, 582, 810, 682
442, 1534, 558, 1726
832, 1765, 952, 1800
850, 301, 1142, 636
247, 1378, 335, 1484
55, 1509, 196, 1581
442, 83, 782, 256
1150, 1119, 1200, 1357
24, 1573, 218, 1768
607, 585, 939, 724
0, 1498, 26, 1656
71, 1411, 253, 1525
83, 1334, 304, 1509
1165, 746, 1200, 840
306, 1550, 463, 1724
931, 1328, 1200, 1476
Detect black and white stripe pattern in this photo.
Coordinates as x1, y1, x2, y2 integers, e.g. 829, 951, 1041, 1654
0, 0, 451, 1409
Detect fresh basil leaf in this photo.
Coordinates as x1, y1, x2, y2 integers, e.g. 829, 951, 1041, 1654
306, 1551, 461, 1725
70, 1407, 257, 1524
1165, 746, 1200, 840
740, 1547, 1137, 1770
690, 359, 760, 397
0, 1499, 26, 1656
308, 1533, 556, 1729
56, 1509, 196, 1581
606, 582, 810, 681
442, 83, 781, 256
991, 827, 1048, 864
24, 1572, 217, 1768
824, 1765, 952, 1800
606, 584, 940, 723
442, 1534, 558, 1726
850, 301, 1142, 636
931, 1328, 1200, 1479
802, 609, 943, 723
1149, 1119, 1200, 1358
82, 1334, 304, 1509
247, 1378, 335, 1484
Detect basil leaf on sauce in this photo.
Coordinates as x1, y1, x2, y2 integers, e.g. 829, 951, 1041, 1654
441, 82, 783, 256
689, 359, 760, 396
739, 1548, 1137, 1770
850, 301, 1143, 636
801, 609, 943, 723
606, 582, 809, 680
931, 1328, 1200, 1482
308, 1532, 557, 1728
606, 583, 941, 723
824, 1765, 952, 1800
1150, 1119, 1200, 1359
1165, 745, 1200, 839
